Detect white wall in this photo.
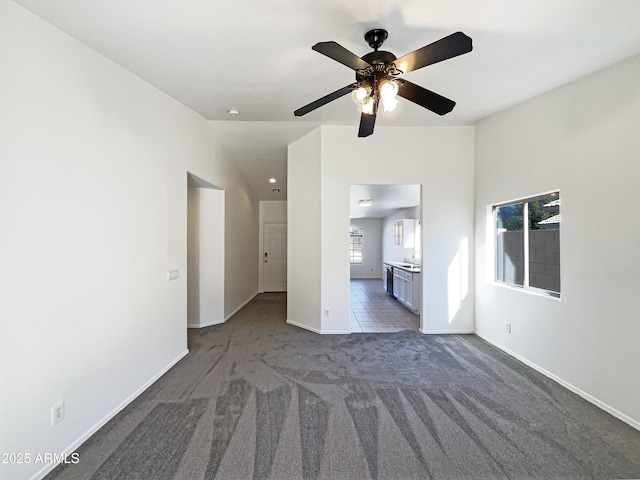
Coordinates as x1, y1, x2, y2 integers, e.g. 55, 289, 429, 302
382, 206, 421, 265
287, 125, 475, 334
0, 3, 257, 479
474, 54, 640, 429
287, 130, 322, 332
349, 218, 382, 279
209, 127, 260, 319
259, 201, 287, 292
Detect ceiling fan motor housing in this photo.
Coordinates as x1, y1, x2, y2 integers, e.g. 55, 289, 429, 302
358, 30, 397, 82
356, 51, 398, 84
364, 29, 388, 50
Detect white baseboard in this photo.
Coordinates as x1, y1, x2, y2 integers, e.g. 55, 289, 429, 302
224, 292, 258, 321
286, 319, 350, 334
475, 332, 640, 432
187, 318, 225, 329
29, 349, 189, 480
419, 329, 475, 334
286, 319, 321, 333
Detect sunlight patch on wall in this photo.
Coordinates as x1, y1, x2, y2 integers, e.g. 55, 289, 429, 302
447, 237, 469, 323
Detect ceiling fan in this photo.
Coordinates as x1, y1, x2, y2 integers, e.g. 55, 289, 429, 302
293, 29, 472, 137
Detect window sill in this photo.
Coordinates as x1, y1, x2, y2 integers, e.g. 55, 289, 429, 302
491, 281, 561, 301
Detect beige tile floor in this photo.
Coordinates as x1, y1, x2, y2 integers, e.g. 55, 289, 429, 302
349, 278, 420, 333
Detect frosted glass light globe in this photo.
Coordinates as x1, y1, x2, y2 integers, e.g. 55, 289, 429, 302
379, 80, 399, 100
351, 86, 370, 105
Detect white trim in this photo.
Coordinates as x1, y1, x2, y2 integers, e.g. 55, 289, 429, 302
492, 188, 561, 208
187, 318, 225, 329
224, 292, 258, 321
419, 329, 475, 334
476, 332, 640, 432
490, 280, 562, 301
286, 319, 350, 335
523, 201, 530, 287
286, 319, 321, 333
29, 349, 189, 480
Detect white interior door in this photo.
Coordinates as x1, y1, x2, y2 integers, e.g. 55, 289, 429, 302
264, 223, 287, 292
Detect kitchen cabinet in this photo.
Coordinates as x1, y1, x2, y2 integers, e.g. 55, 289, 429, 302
394, 219, 415, 248
391, 266, 420, 314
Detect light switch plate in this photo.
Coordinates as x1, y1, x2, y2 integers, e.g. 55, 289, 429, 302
167, 269, 179, 281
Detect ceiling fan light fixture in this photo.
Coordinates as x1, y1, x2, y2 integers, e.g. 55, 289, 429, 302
361, 97, 375, 115
379, 79, 399, 100
351, 86, 370, 105
294, 29, 472, 137
379, 79, 399, 112
382, 97, 398, 112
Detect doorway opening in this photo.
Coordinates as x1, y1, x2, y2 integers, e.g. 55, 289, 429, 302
349, 184, 422, 333
187, 173, 225, 331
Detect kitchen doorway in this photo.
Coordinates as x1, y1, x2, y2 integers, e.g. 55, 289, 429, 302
349, 184, 422, 333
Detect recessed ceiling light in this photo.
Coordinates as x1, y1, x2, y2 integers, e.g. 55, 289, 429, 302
268, 178, 277, 183
358, 199, 372, 207
228, 109, 240, 115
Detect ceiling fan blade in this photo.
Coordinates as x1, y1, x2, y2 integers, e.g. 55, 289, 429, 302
294, 84, 355, 116
312, 41, 372, 71
358, 112, 376, 137
397, 80, 456, 115
394, 32, 472, 74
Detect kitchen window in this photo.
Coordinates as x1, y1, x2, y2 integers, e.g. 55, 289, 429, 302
394, 221, 402, 245
350, 226, 363, 264
494, 191, 560, 296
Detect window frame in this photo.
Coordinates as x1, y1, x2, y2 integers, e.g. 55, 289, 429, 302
349, 226, 363, 265
492, 190, 561, 299
394, 221, 402, 246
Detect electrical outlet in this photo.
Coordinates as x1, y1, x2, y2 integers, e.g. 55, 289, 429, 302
51, 401, 65, 426
324, 309, 330, 317
505, 323, 512, 334
167, 269, 179, 281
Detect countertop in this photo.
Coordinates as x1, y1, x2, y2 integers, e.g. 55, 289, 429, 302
385, 262, 421, 273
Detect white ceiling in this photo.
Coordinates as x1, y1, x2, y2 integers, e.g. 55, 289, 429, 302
351, 184, 420, 219
13, 0, 640, 201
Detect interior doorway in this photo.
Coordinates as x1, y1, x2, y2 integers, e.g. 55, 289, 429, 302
349, 184, 422, 333
263, 223, 287, 292
187, 173, 225, 329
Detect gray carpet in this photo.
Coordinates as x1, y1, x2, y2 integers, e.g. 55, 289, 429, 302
48, 293, 640, 479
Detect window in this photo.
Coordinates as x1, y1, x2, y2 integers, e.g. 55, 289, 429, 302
414, 220, 421, 259
394, 221, 402, 245
494, 192, 560, 296
350, 226, 363, 264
